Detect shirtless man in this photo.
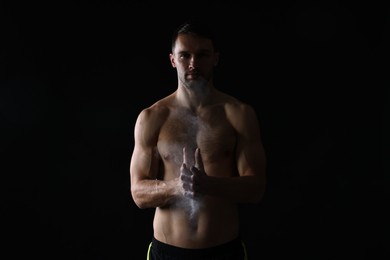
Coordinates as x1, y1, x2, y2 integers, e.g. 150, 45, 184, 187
130, 19, 267, 260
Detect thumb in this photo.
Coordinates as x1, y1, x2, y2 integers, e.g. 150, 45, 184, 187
194, 148, 204, 171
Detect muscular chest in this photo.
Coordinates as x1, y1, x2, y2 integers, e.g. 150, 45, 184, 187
157, 109, 236, 166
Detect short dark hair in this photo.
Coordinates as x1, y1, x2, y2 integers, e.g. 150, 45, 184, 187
171, 18, 219, 52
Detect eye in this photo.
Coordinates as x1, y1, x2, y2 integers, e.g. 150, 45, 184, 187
179, 53, 190, 59
197, 53, 209, 58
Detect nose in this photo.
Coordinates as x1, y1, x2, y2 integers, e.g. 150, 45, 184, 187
189, 56, 197, 70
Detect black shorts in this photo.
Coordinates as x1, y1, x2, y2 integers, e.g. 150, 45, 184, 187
146, 236, 248, 260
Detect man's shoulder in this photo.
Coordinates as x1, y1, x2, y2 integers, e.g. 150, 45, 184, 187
217, 93, 256, 119
218, 92, 252, 111
138, 96, 173, 121
148, 96, 174, 112
216, 90, 248, 105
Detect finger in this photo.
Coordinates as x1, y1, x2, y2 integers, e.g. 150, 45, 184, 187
190, 166, 201, 188
180, 171, 192, 183
184, 190, 194, 199
194, 148, 204, 171
182, 146, 187, 166
182, 182, 193, 192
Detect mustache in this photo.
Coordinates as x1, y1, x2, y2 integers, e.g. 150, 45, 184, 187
187, 70, 200, 75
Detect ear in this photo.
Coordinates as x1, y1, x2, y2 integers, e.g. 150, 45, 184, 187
169, 53, 176, 68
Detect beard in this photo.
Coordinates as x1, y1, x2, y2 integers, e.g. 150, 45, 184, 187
181, 74, 209, 92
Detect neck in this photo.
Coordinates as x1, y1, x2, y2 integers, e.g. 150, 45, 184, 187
176, 83, 215, 111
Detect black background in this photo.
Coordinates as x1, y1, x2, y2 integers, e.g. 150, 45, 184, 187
1, 1, 388, 259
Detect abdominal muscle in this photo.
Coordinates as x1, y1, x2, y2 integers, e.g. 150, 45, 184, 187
153, 196, 240, 249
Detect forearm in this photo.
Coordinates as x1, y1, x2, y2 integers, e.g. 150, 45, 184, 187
131, 178, 178, 209
205, 175, 265, 203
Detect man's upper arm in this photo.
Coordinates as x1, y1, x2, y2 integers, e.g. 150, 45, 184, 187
233, 104, 266, 178
130, 109, 160, 184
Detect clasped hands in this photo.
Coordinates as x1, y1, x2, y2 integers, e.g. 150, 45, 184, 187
180, 147, 208, 198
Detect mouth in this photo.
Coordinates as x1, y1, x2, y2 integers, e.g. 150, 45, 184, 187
187, 72, 201, 79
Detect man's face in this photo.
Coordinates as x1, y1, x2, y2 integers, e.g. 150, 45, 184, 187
170, 34, 219, 90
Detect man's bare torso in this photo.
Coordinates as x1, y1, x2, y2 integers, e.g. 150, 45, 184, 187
152, 93, 241, 248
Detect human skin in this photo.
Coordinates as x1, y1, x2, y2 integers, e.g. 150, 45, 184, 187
130, 33, 266, 249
